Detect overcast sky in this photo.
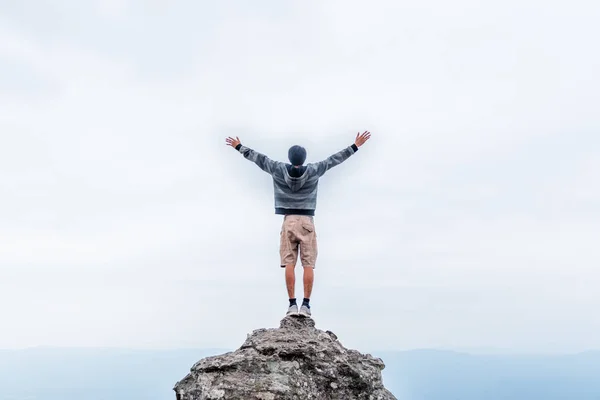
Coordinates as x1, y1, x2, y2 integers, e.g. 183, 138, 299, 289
1, 0, 599, 353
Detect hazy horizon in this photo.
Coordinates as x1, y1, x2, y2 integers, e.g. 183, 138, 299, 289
3, 345, 600, 357
2, 347, 600, 399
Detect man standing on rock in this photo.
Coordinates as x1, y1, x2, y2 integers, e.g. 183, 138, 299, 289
226, 131, 371, 318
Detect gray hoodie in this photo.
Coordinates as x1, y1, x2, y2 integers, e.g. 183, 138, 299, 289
236, 143, 359, 216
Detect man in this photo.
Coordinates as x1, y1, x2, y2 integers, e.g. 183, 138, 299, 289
225, 131, 371, 318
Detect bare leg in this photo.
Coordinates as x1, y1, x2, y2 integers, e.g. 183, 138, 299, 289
303, 266, 314, 299
285, 264, 295, 299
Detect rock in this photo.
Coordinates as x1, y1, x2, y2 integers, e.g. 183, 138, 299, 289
173, 316, 397, 400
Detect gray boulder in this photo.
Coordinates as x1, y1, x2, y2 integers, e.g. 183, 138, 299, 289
173, 316, 397, 400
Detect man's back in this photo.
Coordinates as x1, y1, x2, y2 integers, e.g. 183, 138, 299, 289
270, 163, 319, 215
236, 142, 360, 215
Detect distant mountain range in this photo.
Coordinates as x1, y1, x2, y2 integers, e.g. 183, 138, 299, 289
1, 347, 599, 399
377, 349, 600, 400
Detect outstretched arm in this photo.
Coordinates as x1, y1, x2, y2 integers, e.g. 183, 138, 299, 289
226, 136, 281, 175
311, 131, 371, 177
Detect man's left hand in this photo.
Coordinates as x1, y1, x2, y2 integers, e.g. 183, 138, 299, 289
226, 136, 241, 149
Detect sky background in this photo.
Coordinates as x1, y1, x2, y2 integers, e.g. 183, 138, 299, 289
0, 0, 599, 353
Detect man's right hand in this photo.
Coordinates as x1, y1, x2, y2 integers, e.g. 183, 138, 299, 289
355, 131, 371, 147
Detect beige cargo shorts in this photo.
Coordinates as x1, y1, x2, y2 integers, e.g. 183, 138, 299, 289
280, 215, 318, 268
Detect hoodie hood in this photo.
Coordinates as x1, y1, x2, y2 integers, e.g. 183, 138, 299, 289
284, 165, 309, 192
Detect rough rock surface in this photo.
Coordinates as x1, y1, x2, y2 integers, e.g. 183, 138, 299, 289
173, 316, 397, 400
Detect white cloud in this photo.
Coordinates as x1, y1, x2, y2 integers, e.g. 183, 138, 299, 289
0, 0, 598, 352
95, 0, 129, 19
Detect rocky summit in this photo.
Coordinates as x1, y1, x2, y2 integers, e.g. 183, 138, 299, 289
173, 316, 397, 400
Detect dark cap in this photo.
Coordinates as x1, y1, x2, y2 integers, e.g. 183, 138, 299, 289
288, 145, 307, 166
